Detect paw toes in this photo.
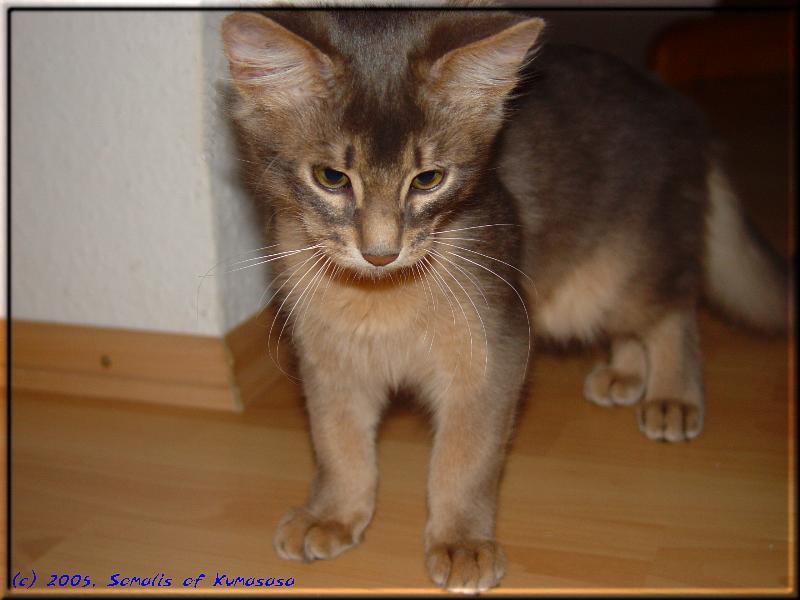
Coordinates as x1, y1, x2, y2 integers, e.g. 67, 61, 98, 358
426, 540, 504, 594
584, 364, 645, 407
274, 508, 356, 562
304, 521, 352, 560
426, 545, 451, 587
273, 508, 314, 560
637, 399, 702, 442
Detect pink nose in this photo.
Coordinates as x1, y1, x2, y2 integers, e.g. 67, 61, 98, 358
362, 252, 399, 267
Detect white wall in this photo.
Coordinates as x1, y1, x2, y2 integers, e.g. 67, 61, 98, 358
11, 10, 270, 336
10, 11, 269, 336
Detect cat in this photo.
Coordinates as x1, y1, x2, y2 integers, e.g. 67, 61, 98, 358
221, 8, 789, 593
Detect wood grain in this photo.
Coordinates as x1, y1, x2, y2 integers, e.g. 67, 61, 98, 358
224, 311, 293, 409
9, 310, 793, 593
10, 320, 241, 412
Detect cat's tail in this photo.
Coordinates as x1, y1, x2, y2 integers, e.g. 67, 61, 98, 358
703, 158, 792, 333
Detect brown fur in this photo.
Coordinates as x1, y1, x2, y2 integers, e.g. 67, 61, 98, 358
221, 9, 788, 593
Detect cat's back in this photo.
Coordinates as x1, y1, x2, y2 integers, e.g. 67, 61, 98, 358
499, 42, 712, 245
513, 43, 708, 140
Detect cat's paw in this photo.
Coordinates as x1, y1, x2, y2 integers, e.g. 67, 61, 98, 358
425, 539, 506, 595
584, 363, 645, 407
273, 507, 358, 561
636, 398, 702, 442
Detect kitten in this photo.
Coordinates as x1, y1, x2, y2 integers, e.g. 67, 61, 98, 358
221, 9, 789, 593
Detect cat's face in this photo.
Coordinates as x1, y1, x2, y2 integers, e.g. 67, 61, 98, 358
223, 10, 542, 277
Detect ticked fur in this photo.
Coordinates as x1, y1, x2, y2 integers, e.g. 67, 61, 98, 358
221, 9, 788, 594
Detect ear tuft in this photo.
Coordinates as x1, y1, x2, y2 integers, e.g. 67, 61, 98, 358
222, 12, 333, 107
431, 17, 545, 101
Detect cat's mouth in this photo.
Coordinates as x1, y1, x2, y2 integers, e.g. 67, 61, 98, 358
329, 245, 422, 281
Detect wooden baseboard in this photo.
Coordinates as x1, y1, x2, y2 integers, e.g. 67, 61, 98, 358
224, 310, 295, 409
11, 320, 232, 411
10, 314, 288, 412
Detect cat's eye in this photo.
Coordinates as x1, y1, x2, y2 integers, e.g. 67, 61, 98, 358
313, 167, 351, 190
411, 169, 444, 191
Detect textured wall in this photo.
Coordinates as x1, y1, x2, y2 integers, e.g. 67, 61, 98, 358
202, 11, 271, 334
11, 11, 225, 335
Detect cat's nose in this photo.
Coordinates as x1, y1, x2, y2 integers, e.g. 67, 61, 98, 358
362, 252, 399, 267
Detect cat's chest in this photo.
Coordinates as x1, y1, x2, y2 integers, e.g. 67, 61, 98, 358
302, 281, 426, 339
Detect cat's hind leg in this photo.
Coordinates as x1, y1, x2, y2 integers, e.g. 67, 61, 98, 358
583, 336, 648, 407
635, 310, 704, 442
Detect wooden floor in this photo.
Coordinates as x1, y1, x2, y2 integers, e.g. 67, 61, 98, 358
10, 308, 793, 593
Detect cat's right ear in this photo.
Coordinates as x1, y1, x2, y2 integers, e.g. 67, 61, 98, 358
222, 12, 334, 109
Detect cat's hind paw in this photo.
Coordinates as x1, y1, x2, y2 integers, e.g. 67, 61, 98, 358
584, 363, 645, 407
636, 398, 703, 442
273, 507, 359, 562
426, 539, 506, 595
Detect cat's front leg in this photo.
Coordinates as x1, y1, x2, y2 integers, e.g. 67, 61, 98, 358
422, 379, 519, 594
274, 363, 386, 562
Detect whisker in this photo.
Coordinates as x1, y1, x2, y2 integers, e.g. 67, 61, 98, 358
414, 261, 436, 313
254, 155, 280, 190
431, 251, 490, 375
443, 249, 532, 384
431, 240, 534, 285
410, 264, 432, 350
430, 223, 521, 236
195, 242, 292, 327
215, 245, 308, 271
320, 263, 341, 304
429, 236, 483, 243
266, 251, 326, 380
226, 244, 323, 274
417, 262, 439, 353
256, 250, 321, 319
291, 256, 332, 338
429, 248, 490, 309
429, 256, 472, 361
275, 253, 328, 353
421, 255, 456, 326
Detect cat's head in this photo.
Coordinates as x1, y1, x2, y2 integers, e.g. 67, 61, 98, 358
222, 10, 543, 276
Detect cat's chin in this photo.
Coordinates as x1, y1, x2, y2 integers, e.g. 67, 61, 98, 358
334, 263, 418, 286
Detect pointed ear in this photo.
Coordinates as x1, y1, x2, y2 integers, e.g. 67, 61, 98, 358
221, 12, 334, 109
429, 17, 544, 103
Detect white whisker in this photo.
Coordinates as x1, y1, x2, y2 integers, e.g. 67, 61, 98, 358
431, 240, 534, 285
267, 251, 326, 381
429, 249, 491, 376
429, 248, 490, 309
430, 236, 483, 243
294, 256, 333, 337
226, 244, 323, 274
257, 250, 321, 318
421, 255, 456, 326
430, 223, 521, 236
430, 253, 487, 375
443, 249, 532, 384
277, 254, 329, 354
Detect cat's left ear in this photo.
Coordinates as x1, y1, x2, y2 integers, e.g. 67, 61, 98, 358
222, 12, 334, 110
427, 16, 545, 104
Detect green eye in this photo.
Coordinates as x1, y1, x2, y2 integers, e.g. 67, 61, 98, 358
314, 167, 350, 190
411, 169, 444, 191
